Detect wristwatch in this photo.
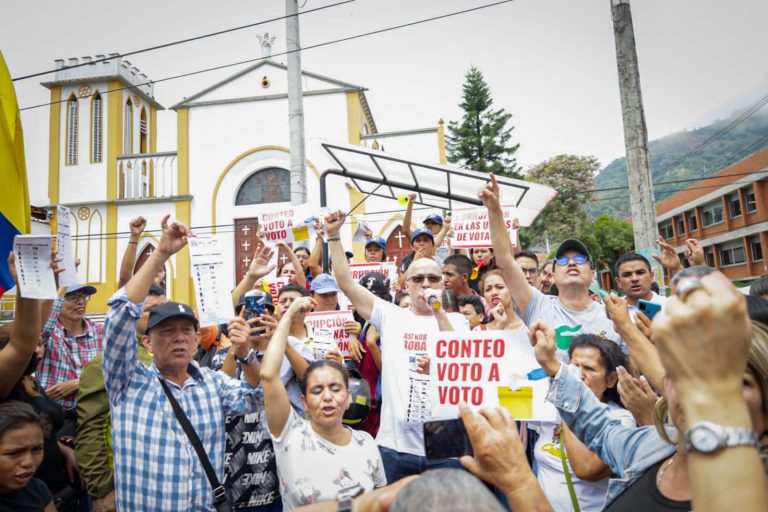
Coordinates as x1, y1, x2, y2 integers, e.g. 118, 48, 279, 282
235, 349, 258, 366
684, 421, 758, 454
336, 484, 364, 512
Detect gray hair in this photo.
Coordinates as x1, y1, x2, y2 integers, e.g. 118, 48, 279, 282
389, 468, 505, 512
670, 265, 715, 292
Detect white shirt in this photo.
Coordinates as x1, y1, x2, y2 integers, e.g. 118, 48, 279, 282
370, 298, 469, 456
271, 409, 386, 511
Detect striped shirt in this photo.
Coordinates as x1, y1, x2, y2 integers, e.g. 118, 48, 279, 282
102, 289, 262, 511
39, 297, 104, 409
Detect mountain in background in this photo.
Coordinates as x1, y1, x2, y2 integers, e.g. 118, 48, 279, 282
587, 109, 768, 219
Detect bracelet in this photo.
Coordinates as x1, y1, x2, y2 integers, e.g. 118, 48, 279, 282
327, 236, 341, 242
128, 241, 138, 245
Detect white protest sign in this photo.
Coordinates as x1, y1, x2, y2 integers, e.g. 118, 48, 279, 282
259, 204, 313, 244
450, 206, 518, 249
13, 236, 57, 299
304, 310, 356, 360
262, 276, 290, 298
188, 236, 234, 327
348, 262, 398, 293
55, 206, 78, 288
429, 329, 557, 421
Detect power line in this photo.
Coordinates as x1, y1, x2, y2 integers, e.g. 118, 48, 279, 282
20, 0, 514, 111
11, 0, 355, 82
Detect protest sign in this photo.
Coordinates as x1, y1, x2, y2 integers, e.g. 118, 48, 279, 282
13, 236, 58, 299
304, 310, 356, 360
258, 204, 313, 244
429, 329, 556, 421
348, 262, 397, 292
450, 206, 518, 249
260, 276, 290, 298
55, 205, 77, 288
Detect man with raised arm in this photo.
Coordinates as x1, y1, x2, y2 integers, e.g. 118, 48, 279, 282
479, 174, 620, 354
323, 210, 468, 482
102, 215, 262, 511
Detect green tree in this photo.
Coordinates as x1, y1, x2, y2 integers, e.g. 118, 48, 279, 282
446, 66, 521, 177
576, 214, 635, 271
524, 155, 600, 249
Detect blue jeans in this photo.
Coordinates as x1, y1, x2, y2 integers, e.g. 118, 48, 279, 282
378, 446, 463, 483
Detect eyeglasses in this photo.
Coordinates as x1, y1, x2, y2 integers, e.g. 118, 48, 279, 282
65, 293, 91, 303
408, 274, 442, 284
555, 254, 589, 266
520, 267, 538, 275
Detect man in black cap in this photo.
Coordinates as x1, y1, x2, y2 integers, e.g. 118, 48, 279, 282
480, 174, 621, 355
102, 215, 263, 511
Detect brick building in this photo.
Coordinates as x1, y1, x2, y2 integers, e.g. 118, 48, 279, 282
655, 148, 768, 282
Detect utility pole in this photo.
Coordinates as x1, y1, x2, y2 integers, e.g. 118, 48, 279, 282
611, 0, 656, 251
286, 0, 307, 205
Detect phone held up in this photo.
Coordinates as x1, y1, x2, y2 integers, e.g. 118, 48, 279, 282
244, 294, 266, 325
423, 418, 474, 460
637, 299, 661, 321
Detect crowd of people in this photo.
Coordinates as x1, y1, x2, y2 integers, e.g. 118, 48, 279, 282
0, 174, 766, 511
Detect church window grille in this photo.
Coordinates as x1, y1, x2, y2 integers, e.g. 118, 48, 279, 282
123, 100, 133, 155
66, 95, 78, 165
91, 93, 102, 163
235, 168, 291, 205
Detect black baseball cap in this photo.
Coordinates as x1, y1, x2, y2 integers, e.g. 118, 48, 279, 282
358, 272, 392, 301
146, 302, 199, 332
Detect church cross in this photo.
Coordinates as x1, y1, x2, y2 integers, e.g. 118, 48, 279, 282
242, 240, 251, 252
241, 225, 251, 235
394, 231, 406, 248
279, 253, 289, 265
242, 255, 251, 267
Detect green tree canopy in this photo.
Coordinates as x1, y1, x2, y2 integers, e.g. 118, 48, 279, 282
576, 214, 635, 271
446, 66, 521, 177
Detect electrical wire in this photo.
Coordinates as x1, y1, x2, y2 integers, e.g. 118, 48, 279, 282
19, 0, 514, 111
11, 0, 355, 82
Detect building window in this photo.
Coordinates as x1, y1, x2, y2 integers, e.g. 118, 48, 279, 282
676, 216, 685, 236
659, 221, 674, 240
719, 240, 746, 267
123, 100, 133, 155
702, 202, 724, 227
66, 95, 78, 165
751, 236, 763, 262
91, 93, 102, 163
235, 168, 291, 205
745, 186, 758, 213
728, 193, 742, 219
705, 247, 715, 267
688, 211, 697, 231
139, 107, 148, 153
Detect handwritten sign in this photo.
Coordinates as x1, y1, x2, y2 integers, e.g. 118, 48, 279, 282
450, 206, 518, 249
429, 329, 556, 421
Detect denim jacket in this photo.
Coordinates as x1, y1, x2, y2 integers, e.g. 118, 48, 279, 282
546, 363, 677, 507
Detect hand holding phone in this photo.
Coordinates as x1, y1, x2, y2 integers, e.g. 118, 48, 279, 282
423, 418, 473, 460
637, 299, 661, 321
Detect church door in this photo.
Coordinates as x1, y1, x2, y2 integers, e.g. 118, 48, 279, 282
235, 218, 297, 284
385, 225, 412, 268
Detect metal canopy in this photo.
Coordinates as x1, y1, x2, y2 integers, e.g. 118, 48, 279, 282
320, 143, 558, 227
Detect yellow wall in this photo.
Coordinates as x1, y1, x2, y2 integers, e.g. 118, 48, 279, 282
345, 91, 362, 145
437, 118, 447, 165
48, 87, 61, 204
173, 107, 193, 306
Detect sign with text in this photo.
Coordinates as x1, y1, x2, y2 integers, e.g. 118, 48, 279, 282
260, 277, 290, 298
55, 205, 77, 288
258, 204, 313, 244
429, 329, 556, 421
349, 262, 398, 292
189, 236, 235, 327
450, 206, 518, 249
304, 310, 357, 360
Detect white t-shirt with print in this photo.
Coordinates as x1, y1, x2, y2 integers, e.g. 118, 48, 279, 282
271, 409, 387, 511
532, 402, 635, 512
369, 298, 469, 456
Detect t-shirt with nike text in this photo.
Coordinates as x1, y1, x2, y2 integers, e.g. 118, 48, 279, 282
520, 288, 624, 355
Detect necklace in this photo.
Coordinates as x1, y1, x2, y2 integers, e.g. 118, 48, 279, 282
657, 452, 679, 488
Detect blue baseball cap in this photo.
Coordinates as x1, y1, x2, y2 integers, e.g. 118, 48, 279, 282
310, 273, 340, 294
365, 237, 386, 250
411, 228, 435, 245
424, 214, 443, 226
64, 284, 97, 296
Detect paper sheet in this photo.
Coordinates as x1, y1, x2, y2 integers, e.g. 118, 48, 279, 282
13, 236, 58, 299
188, 236, 234, 327
56, 205, 78, 288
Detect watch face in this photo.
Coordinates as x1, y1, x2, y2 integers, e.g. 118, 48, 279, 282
690, 426, 720, 453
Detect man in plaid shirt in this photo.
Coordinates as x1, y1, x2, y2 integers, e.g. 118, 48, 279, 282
103, 215, 263, 511
39, 283, 104, 411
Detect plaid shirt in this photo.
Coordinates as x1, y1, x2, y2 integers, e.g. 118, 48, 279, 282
103, 289, 262, 511
39, 297, 104, 409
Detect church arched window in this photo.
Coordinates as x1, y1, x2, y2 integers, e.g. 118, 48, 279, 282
91, 92, 102, 163
123, 99, 133, 155
66, 95, 78, 165
235, 168, 291, 205
139, 107, 148, 153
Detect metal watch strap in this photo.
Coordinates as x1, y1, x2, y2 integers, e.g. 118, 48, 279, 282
684, 421, 758, 454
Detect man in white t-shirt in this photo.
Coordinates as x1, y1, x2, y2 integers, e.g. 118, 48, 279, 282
323, 210, 469, 483
480, 174, 621, 354
613, 252, 667, 318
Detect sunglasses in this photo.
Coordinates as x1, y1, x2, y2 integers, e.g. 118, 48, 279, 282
408, 274, 442, 284
555, 254, 589, 266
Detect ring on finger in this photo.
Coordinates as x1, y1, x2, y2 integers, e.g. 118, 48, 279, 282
676, 278, 705, 302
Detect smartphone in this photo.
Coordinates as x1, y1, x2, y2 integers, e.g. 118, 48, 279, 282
244, 295, 266, 324
423, 418, 474, 460
637, 299, 661, 321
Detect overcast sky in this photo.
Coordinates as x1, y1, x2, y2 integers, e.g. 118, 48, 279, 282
4, 0, 768, 206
